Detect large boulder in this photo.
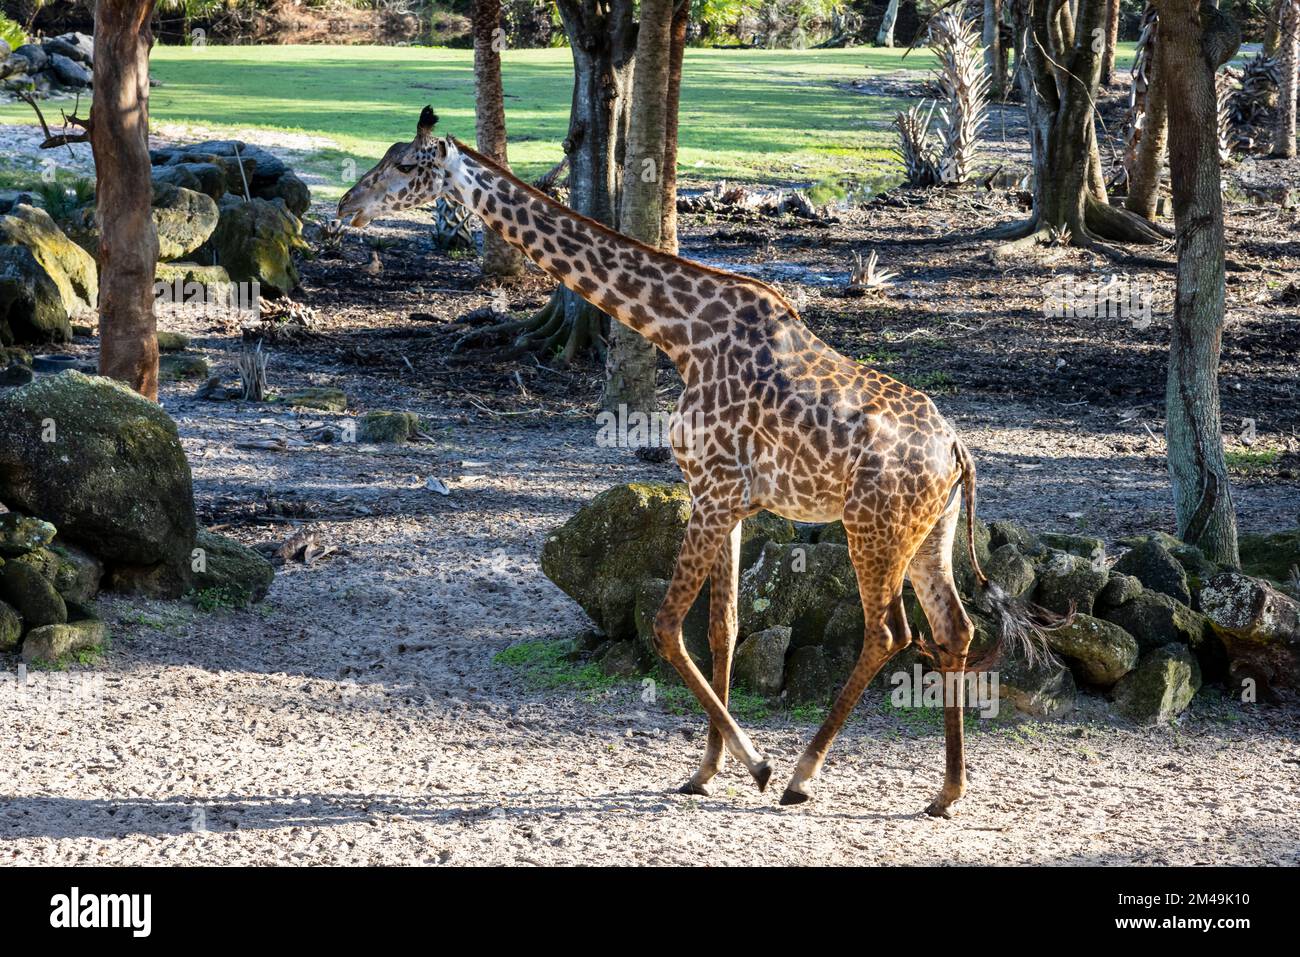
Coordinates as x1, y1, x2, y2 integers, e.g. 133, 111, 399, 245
1033, 549, 1108, 616
1045, 613, 1139, 686
952, 515, 992, 595
153, 162, 228, 203
190, 528, 275, 605
42, 33, 94, 65
1038, 532, 1105, 566
997, 651, 1077, 718
1114, 539, 1192, 606
0, 245, 69, 344
0, 559, 67, 628
184, 140, 286, 187
151, 183, 219, 261
633, 577, 710, 671
12, 44, 48, 73
22, 617, 106, 664
202, 196, 307, 297
1112, 643, 1201, 724
0, 205, 97, 342
738, 540, 856, 638
0, 372, 197, 574
733, 625, 792, 696
984, 543, 1037, 598
253, 171, 311, 218
48, 53, 92, 88
1199, 572, 1300, 690
1101, 588, 1216, 654
0, 599, 20, 651
540, 482, 792, 642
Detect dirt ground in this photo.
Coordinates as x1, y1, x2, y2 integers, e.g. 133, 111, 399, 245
2, 78, 1300, 865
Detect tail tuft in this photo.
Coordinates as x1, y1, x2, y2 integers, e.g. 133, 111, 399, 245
953, 437, 1072, 672
966, 582, 1073, 672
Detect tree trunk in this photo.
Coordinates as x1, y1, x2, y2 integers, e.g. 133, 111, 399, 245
984, 0, 1005, 100
1265, 0, 1283, 56
473, 0, 527, 277
1126, 14, 1168, 220
878, 0, 901, 47
994, 0, 1165, 255
1101, 0, 1120, 85
551, 0, 635, 363
1156, 0, 1240, 566
1273, 0, 1298, 158
605, 0, 674, 415
93, 0, 160, 399
659, 0, 688, 255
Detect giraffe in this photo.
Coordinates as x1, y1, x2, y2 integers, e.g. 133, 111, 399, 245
338, 107, 1051, 815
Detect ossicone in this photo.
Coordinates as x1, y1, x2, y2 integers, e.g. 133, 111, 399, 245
418, 106, 439, 136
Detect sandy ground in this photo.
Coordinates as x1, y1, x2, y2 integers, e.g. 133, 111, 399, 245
2, 402, 1298, 866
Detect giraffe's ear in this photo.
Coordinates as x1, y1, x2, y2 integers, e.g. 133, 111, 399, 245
418, 106, 439, 137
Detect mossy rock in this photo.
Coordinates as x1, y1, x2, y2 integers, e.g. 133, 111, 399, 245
48, 541, 102, 604
738, 540, 856, 639
252, 171, 311, 218
0, 243, 70, 344
541, 482, 794, 643
0, 559, 66, 628
0, 512, 56, 557
997, 651, 1076, 718
0, 599, 21, 651
633, 576, 711, 674
1237, 530, 1300, 584
783, 645, 836, 706
733, 625, 792, 696
952, 516, 992, 595
984, 543, 1037, 597
988, 520, 1043, 554
151, 183, 220, 261
202, 196, 307, 298
0, 371, 197, 568
1112, 643, 1201, 724
21, 616, 106, 664
356, 410, 421, 443
156, 331, 190, 353
596, 639, 644, 678
153, 162, 228, 202
155, 262, 232, 288
1039, 532, 1105, 566
158, 352, 210, 381
1096, 572, 1144, 612
1033, 550, 1108, 616
1046, 613, 1139, 686
0, 204, 98, 318
190, 528, 274, 605
278, 386, 348, 412
1114, 539, 1191, 606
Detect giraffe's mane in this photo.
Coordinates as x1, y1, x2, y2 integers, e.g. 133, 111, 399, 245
451, 138, 804, 322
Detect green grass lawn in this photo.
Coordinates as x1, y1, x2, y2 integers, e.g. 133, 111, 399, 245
2, 44, 942, 201
0, 43, 1145, 202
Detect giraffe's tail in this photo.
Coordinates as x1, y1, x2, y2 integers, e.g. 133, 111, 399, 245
953, 438, 1069, 672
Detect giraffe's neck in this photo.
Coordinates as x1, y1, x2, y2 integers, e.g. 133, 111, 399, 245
444, 140, 728, 369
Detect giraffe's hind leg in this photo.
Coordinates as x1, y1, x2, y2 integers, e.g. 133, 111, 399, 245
656, 505, 772, 791
907, 503, 976, 818
680, 522, 742, 795
780, 520, 912, 806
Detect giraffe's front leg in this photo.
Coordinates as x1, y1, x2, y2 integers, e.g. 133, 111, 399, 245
680, 522, 742, 796
656, 508, 772, 793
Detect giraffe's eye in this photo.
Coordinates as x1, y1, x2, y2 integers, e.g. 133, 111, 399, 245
396, 163, 417, 174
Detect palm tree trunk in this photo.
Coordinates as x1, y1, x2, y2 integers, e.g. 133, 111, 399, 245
1273, 0, 1298, 158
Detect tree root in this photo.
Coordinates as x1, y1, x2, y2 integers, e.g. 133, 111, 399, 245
447, 287, 606, 365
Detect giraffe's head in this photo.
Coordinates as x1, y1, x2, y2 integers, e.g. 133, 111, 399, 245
336, 106, 457, 228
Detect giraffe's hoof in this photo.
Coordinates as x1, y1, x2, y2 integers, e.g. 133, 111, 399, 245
678, 780, 710, 796
751, 760, 774, 793
779, 786, 811, 807
924, 800, 954, 819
